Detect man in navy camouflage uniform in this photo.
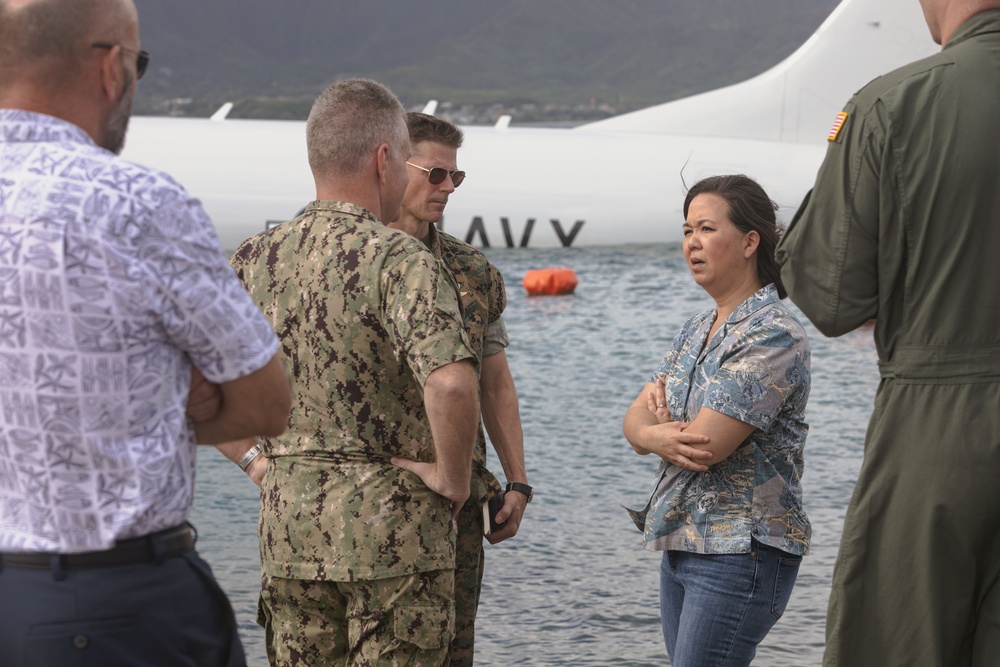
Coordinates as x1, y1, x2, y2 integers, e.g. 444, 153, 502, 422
227, 80, 480, 667
389, 113, 530, 666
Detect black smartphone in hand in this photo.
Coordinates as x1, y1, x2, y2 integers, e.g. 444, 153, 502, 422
482, 490, 506, 535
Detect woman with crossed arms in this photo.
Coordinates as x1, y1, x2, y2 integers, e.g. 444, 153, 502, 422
623, 174, 812, 666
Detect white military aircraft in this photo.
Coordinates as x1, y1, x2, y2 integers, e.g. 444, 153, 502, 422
122, 0, 937, 250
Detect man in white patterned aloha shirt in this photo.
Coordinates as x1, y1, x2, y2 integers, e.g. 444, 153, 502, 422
0, 0, 291, 665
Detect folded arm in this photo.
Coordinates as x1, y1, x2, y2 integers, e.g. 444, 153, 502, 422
681, 407, 756, 463
188, 353, 291, 445
623, 380, 714, 471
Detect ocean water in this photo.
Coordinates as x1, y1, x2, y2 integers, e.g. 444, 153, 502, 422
191, 243, 879, 666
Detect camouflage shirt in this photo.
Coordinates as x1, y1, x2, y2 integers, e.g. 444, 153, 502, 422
230, 200, 476, 581
425, 226, 507, 501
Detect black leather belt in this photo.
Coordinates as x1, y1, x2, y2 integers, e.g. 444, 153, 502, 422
0, 523, 195, 570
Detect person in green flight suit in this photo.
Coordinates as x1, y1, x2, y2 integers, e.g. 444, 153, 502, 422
776, 1, 1000, 664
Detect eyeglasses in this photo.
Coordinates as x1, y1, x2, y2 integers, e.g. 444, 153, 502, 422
406, 161, 466, 188
91, 42, 150, 80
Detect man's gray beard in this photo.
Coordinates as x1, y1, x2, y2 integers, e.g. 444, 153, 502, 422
103, 70, 134, 155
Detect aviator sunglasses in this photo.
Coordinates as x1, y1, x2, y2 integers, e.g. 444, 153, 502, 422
92, 42, 150, 80
406, 162, 466, 188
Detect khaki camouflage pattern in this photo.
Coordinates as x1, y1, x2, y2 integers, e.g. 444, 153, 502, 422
259, 569, 454, 667
229, 200, 476, 582
424, 226, 507, 667
426, 226, 506, 504
450, 495, 487, 667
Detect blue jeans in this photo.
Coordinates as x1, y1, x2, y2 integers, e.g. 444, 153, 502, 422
660, 539, 801, 667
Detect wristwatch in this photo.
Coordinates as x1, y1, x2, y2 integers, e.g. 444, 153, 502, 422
505, 482, 533, 503
237, 444, 263, 472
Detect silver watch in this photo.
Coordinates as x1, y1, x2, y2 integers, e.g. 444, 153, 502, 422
237, 444, 263, 471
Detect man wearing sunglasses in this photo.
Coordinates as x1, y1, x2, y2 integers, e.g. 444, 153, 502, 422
228, 82, 480, 667
389, 112, 530, 667
0, 1, 291, 665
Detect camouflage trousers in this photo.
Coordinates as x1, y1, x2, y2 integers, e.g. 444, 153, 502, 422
449, 496, 486, 667
258, 568, 455, 667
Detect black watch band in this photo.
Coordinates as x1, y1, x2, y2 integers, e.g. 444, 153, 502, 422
505, 482, 533, 503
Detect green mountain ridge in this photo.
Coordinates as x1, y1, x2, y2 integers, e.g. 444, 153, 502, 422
132, 0, 841, 121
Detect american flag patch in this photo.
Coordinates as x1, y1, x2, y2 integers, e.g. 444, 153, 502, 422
828, 112, 849, 142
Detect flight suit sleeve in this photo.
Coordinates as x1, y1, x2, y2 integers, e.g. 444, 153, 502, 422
777, 99, 891, 337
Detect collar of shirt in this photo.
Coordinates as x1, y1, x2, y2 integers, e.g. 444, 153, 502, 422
0, 109, 95, 147
304, 199, 380, 225
946, 8, 1000, 50
701, 283, 781, 358
423, 222, 445, 259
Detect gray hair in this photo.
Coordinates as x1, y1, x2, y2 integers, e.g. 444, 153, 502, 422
306, 78, 408, 178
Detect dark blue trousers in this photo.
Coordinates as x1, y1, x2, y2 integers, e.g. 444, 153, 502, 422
0, 549, 245, 667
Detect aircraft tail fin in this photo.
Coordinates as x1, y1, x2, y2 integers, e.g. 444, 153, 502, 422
577, 0, 937, 143
210, 102, 234, 122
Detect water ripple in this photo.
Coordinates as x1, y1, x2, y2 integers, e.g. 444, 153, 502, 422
192, 243, 877, 666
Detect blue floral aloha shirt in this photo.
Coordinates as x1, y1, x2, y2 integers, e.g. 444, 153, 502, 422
629, 284, 812, 556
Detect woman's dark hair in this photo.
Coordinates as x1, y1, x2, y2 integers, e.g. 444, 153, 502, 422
682, 174, 786, 299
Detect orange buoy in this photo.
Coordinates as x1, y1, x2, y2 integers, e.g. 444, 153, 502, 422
522, 267, 578, 296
